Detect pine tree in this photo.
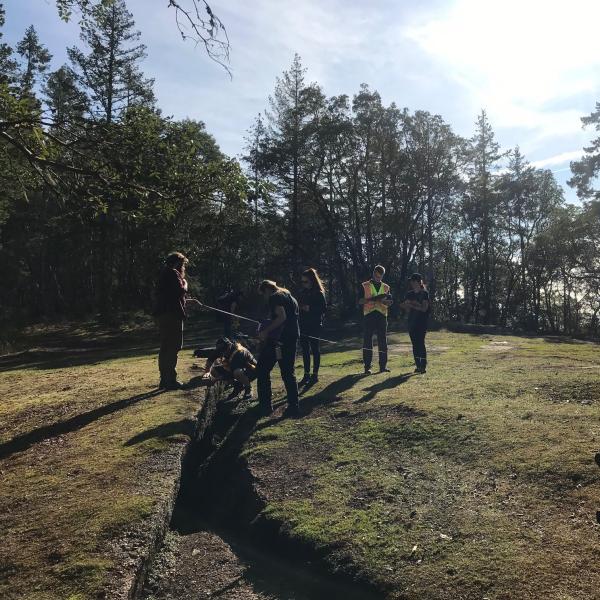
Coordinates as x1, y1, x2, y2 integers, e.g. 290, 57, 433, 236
16, 25, 52, 97
43, 65, 88, 128
68, 0, 154, 124
462, 110, 503, 323
265, 54, 325, 265
0, 3, 18, 85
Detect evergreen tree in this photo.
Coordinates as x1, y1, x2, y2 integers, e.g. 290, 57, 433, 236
461, 110, 503, 323
68, 0, 154, 124
43, 65, 88, 128
16, 25, 52, 96
0, 3, 17, 84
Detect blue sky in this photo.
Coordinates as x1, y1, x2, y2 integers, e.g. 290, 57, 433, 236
5, 0, 600, 203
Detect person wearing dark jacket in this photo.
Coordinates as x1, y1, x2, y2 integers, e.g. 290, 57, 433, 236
400, 273, 430, 374
256, 280, 300, 416
216, 290, 243, 337
298, 268, 327, 385
155, 252, 189, 390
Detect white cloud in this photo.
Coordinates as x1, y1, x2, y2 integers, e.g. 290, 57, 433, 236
531, 150, 583, 169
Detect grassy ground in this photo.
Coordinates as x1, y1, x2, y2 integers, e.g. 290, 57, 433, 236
246, 331, 600, 600
2, 324, 600, 599
0, 321, 208, 600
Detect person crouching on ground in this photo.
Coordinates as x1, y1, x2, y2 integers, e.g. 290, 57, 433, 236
256, 280, 300, 416
154, 252, 191, 390
359, 265, 393, 374
298, 268, 327, 385
203, 337, 256, 400
400, 273, 430, 374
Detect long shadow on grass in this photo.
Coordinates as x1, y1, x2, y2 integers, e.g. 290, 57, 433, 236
356, 372, 415, 404
0, 389, 165, 459
124, 418, 195, 447
254, 374, 363, 432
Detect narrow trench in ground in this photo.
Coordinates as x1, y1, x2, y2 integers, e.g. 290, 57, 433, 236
140, 387, 384, 600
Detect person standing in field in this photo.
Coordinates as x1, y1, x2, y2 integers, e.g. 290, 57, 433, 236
359, 265, 393, 374
154, 252, 190, 390
400, 273, 430, 374
256, 280, 300, 416
216, 289, 244, 338
298, 268, 327, 385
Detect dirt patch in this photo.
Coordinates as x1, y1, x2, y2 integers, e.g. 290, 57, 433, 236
387, 344, 450, 353
535, 381, 600, 405
143, 530, 271, 600
482, 340, 516, 351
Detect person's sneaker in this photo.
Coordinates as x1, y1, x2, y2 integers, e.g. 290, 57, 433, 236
243, 387, 253, 401
164, 380, 185, 390
309, 373, 319, 383
299, 373, 311, 386
364, 367, 373, 375
379, 367, 391, 373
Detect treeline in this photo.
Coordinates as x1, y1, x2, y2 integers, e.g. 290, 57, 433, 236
1, 1, 600, 336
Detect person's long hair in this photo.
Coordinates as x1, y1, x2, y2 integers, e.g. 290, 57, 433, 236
302, 268, 325, 294
259, 279, 290, 295
166, 251, 188, 276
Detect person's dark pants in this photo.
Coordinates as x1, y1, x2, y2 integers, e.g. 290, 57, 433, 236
158, 313, 184, 385
409, 325, 427, 371
300, 328, 321, 375
363, 312, 388, 370
257, 337, 299, 413
223, 317, 233, 338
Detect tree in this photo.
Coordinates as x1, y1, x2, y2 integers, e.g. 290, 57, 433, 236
264, 54, 326, 266
569, 102, 600, 202
55, 0, 230, 73
16, 25, 52, 97
43, 66, 88, 128
0, 3, 17, 84
461, 110, 503, 323
68, 0, 154, 124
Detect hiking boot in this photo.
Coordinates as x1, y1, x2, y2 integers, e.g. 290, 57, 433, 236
284, 404, 300, 418
299, 373, 311, 386
164, 380, 185, 390
259, 404, 273, 417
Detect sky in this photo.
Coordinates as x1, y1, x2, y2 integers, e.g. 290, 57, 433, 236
4, 0, 600, 203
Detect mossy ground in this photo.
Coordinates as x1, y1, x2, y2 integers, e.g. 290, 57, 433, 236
246, 331, 600, 600
2, 325, 600, 600
0, 322, 205, 600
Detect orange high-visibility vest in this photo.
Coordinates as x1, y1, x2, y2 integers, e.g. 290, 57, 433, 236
362, 281, 390, 316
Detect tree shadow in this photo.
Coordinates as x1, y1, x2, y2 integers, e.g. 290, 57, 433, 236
0, 389, 165, 459
124, 418, 195, 446
356, 372, 415, 404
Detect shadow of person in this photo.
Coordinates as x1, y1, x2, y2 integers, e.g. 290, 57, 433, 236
185, 375, 212, 390
255, 373, 364, 430
0, 388, 166, 460
124, 418, 195, 446
356, 372, 415, 404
